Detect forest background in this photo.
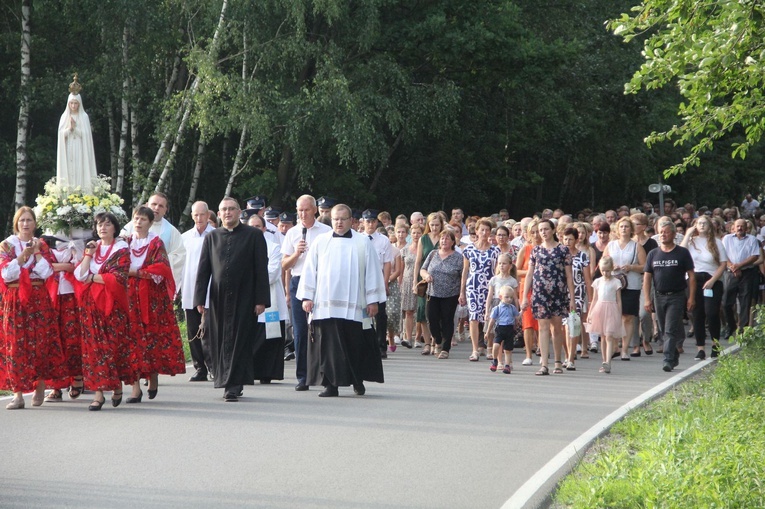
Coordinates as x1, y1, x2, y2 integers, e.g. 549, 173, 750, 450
2, 0, 763, 230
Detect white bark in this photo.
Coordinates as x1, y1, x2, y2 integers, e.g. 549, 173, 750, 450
145, 0, 229, 201
116, 24, 130, 196
130, 105, 141, 203
107, 102, 118, 183
225, 126, 248, 197
180, 139, 206, 230
14, 0, 31, 209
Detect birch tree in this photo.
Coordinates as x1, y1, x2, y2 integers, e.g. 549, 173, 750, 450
14, 0, 31, 210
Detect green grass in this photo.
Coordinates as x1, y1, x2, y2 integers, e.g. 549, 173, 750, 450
553, 314, 765, 509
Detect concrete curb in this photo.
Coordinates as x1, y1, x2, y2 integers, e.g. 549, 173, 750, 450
500, 344, 741, 509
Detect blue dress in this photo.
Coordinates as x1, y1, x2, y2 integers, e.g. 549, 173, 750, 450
463, 244, 500, 322
530, 244, 572, 319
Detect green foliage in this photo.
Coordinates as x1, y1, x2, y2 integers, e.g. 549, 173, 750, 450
554, 310, 765, 508
610, 0, 765, 179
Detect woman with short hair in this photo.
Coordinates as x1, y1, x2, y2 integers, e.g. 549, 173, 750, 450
420, 230, 466, 359
74, 212, 133, 410
0, 207, 63, 409
461, 219, 500, 361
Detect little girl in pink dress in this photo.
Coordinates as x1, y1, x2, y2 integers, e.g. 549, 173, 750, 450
587, 256, 625, 373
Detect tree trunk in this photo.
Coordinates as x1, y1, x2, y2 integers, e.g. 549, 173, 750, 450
369, 130, 404, 193
107, 102, 118, 185
225, 126, 248, 197
145, 0, 229, 201
180, 139, 206, 230
14, 0, 31, 210
130, 105, 140, 204
116, 24, 130, 196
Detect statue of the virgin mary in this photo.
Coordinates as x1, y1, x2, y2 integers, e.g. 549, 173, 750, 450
56, 74, 98, 193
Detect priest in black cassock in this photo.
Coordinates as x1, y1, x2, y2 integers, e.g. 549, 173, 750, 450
296, 204, 386, 397
195, 197, 270, 402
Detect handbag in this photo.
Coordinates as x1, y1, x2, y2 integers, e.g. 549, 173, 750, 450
416, 280, 428, 298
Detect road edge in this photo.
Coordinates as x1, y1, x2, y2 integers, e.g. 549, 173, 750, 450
500, 344, 740, 509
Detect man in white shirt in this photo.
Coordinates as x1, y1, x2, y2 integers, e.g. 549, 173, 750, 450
722, 218, 762, 335
181, 201, 215, 382
122, 192, 186, 292
362, 209, 396, 358
281, 195, 332, 391
741, 193, 760, 217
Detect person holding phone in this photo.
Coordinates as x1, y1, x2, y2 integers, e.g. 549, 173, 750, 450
681, 216, 727, 359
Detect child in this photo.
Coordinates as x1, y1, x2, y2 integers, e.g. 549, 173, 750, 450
484, 254, 519, 360
487, 285, 520, 374
587, 256, 626, 374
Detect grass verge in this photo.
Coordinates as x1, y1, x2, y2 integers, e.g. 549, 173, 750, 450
553, 317, 765, 508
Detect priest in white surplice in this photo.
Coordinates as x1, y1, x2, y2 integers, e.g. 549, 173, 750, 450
296, 204, 386, 397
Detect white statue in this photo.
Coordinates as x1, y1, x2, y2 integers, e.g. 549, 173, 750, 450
56, 74, 97, 193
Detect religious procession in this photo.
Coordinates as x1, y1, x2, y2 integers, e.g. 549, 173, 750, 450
2, 73, 765, 412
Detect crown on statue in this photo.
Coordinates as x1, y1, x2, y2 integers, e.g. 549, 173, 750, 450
68, 73, 82, 95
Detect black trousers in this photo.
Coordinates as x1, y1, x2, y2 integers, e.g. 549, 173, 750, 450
185, 308, 212, 375
376, 301, 388, 351
692, 273, 723, 346
426, 295, 459, 352
723, 268, 758, 333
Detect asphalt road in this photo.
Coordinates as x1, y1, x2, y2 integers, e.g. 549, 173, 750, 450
0, 337, 712, 509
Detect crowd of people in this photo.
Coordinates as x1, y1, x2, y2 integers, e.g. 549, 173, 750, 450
2, 190, 764, 409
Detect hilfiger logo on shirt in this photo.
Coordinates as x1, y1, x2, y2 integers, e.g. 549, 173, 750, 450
653, 260, 679, 267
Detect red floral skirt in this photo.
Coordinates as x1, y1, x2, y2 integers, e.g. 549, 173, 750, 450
47, 293, 83, 390
128, 279, 186, 378
80, 289, 135, 391
0, 286, 64, 392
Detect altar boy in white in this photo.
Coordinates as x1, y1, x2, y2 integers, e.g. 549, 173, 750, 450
296, 204, 386, 397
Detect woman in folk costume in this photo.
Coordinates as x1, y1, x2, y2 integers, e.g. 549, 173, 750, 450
125, 206, 186, 404
73, 212, 133, 410
0, 207, 64, 409
56, 74, 98, 193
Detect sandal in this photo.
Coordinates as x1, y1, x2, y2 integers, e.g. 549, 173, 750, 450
421, 344, 431, 356
468, 351, 479, 362
44, 389, 63, 402
68, 380, 84, 400
438, 351, 449, 359
535, 366, 549, 376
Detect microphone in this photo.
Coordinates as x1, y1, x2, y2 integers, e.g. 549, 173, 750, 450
302, 227, 307, 241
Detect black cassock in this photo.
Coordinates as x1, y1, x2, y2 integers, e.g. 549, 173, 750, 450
194, 224, 270, 389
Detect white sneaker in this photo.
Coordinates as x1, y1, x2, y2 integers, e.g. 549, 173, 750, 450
394, 335, 401, 345
522, 358, 533, 366
589, 342, 599, 353
576, 344, 582, 353
415, 341, 424, 348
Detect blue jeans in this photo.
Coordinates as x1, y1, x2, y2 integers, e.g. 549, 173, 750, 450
655, 291, 686, 365
290, 277, 308, 385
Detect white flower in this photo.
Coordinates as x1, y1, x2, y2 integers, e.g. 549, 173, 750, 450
56, 205, 72, 216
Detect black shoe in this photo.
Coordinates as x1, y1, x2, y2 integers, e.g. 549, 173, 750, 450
189, 370, 208, 382
380, 350, 388, 359
147, 389, 158, 400
662, 362, 673, 372
143, 379, 148, 386
88, 398, 105, 411
223, 392, 238, 402
295, 383, 309, 392
318, 386, 339, 397
284, 351, 296, 361
260, 378, 272, 384
695, 350, 706, 361
126, 391, 143, 404
353, 383, 366, 396
111, 392, 123, 408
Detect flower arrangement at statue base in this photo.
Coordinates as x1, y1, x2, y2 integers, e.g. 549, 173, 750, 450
34, 175, 128, 240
